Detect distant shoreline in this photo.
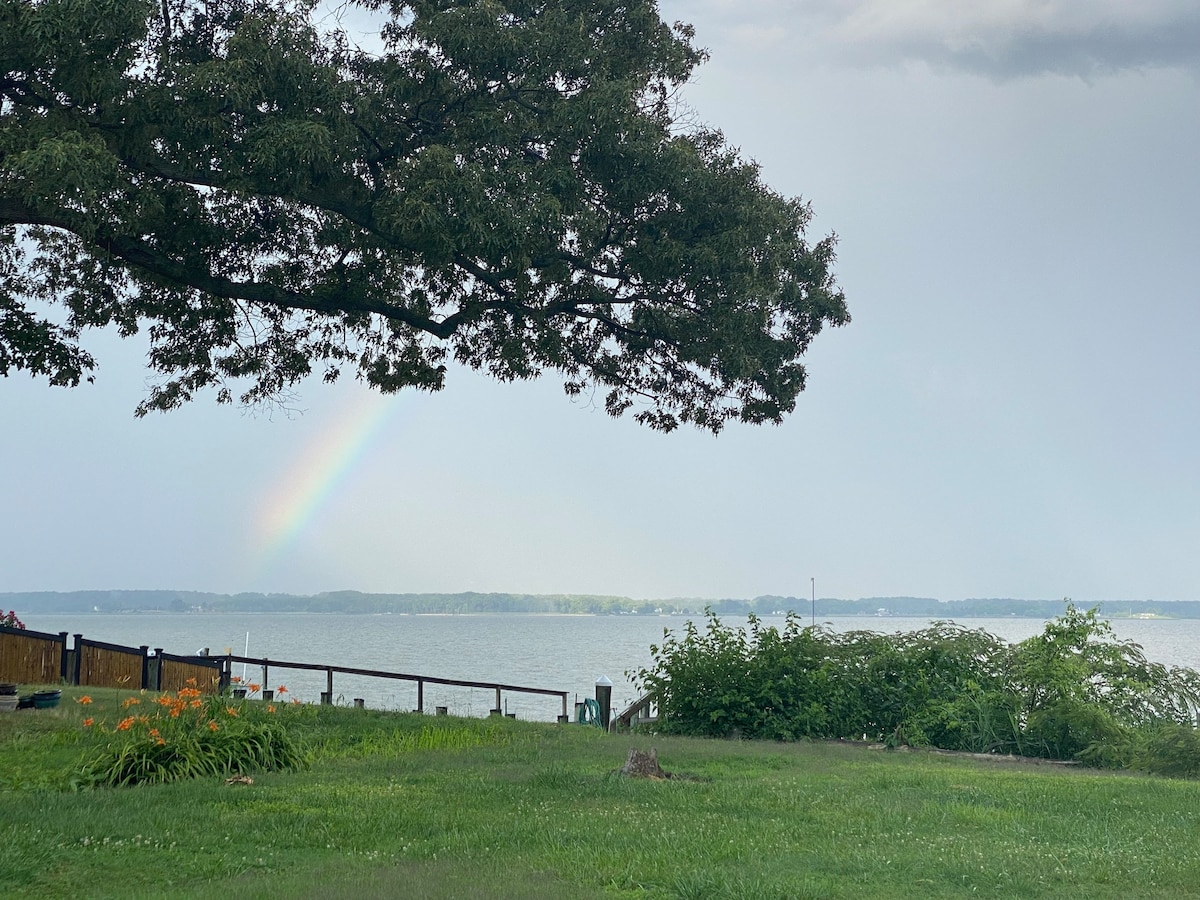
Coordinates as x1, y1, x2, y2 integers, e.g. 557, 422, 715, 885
7, 590, 1199, 619
15, 609, 1193, 621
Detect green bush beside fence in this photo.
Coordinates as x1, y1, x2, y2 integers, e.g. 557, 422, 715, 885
636, 605, 1200, 771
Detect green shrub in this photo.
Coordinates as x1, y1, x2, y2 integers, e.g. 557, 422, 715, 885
1132, 723, 1200, 778
636, 605, 1200, 770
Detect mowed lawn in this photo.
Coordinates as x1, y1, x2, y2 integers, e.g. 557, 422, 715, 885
3, 686, 1200, 899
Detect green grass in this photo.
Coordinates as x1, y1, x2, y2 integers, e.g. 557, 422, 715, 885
4, 686, 1200, 898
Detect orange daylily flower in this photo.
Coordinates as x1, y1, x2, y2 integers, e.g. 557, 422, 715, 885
208, 720, 219, 731
185, 677, 198, 686
267, 705, 276, 714
75, 695, 93, 705
225, 707, 239, 717
246, 683, 261, 694
189, 699, 203, 708
122, 697, 141, 708
116, 717, 134, 731
276, 685, 288, 694
82, 717, 94, 727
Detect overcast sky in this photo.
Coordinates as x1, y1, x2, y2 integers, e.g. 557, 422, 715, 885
3, 0, 1198, 603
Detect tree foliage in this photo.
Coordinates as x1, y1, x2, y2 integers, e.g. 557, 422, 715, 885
0, 0, 847, 430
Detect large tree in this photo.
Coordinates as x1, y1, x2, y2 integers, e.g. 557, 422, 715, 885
0, 0, 848, 432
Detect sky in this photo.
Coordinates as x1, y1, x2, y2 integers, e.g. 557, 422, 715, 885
3, 0, 1198, 604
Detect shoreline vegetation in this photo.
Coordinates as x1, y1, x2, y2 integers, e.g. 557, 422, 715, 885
7, 590, 1200, 618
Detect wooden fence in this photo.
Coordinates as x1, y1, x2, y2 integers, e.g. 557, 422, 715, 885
0, 626, 68, 684
1, 625, 568, 720
0, 625, 220, 692
157, 652, 222, 694
74, 636, 149, 689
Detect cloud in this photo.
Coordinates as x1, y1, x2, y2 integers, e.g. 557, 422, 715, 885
684, 0, 1200, 78
834, 0, 1200, 76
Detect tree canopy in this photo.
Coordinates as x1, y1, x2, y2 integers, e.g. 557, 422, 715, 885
0, 0, 848, 431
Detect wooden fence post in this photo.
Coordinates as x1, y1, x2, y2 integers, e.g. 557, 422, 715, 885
140, 646, 151, 690
154, 648, 165, 690
58, 632, 69, 682
72, 634, 82, 686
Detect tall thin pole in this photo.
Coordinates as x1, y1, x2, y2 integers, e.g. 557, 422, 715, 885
811, 577, 816, 628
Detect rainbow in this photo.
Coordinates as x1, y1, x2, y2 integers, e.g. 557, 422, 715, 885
254, 392, 400, 570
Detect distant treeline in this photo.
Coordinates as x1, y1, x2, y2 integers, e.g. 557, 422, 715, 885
5, 590, 1200, 619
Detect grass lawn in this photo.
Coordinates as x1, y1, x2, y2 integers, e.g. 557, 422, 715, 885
3, 685, 1200, 898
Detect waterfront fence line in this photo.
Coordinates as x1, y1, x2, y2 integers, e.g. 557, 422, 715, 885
220, 653, 570, 721
0, 624, 568, 720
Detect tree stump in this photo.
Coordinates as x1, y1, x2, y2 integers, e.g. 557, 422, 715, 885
620, 747, 670, 779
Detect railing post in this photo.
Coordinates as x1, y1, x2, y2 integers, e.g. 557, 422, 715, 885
58, 632, 69, 682
417, 679, 424, 713
153, 648, 164, 690
262, 659, 269, 691
491, 686, 502, 716
72, 634, 83, 686
324, 667, 333, 704
140, 646, 151, 690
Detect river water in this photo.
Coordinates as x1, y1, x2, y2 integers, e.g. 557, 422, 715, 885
19, 612, 1200, 721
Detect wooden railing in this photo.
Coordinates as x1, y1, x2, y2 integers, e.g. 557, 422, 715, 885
220, 653, 570, 721
614, 693, 659, 731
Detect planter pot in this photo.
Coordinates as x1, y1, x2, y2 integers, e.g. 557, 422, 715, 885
0, 683, 17, 696
17, 695, 34, 710
32, 689, 62, 709
0, 695, 18, 712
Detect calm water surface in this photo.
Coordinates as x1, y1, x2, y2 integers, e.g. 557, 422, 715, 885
21, 613, 1200, 721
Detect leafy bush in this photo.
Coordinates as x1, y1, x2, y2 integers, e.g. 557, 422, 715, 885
636, 606, 1200, 771
1133, 724, 1200, 777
